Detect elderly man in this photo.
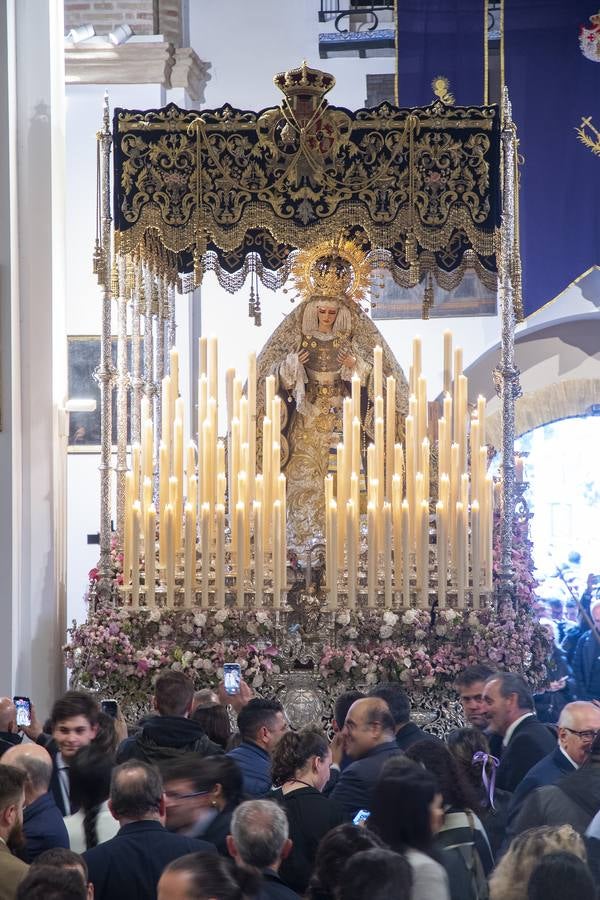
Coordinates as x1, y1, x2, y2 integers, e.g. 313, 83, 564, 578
226, 799, 297, 900
83, 761, 215, 900
329, 697, 400, 820
483, 672, 556, 793
0, 699, 21, 758
2, 743, 68, 862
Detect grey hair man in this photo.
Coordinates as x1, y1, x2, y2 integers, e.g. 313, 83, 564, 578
227, 799, 297, 899
82, 761, 215, 900
2, 743, 69, 862
483, 672, 556, 792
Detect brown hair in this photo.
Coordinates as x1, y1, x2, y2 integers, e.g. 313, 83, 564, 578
489, 826, 586, 900
191, 703, 231, 749
50, 691, 99, 728
154, 671, 194, 717
271, 729, 329, 786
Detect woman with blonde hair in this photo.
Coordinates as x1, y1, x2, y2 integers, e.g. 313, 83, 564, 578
489, 825, 586, 900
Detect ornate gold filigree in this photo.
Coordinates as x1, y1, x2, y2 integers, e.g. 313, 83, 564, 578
576, 115, 600, 157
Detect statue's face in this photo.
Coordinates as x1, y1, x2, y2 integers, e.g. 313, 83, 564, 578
317, 304, 338, 329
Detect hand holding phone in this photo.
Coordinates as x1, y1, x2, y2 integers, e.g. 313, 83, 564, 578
353, 809, 370, 826
101, 699, 119, 718
13, 696, 32, 729
223, 663, 242, 695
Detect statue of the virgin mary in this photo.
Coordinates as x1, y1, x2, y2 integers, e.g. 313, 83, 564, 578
256, 237, 409, 551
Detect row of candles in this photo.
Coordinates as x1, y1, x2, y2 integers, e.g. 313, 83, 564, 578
325, 333, 495, 609
123, 337, 288, 607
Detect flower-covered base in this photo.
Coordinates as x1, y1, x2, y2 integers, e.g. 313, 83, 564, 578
65, 598, 550, 730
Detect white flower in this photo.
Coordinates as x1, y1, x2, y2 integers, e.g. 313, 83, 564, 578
171, 661, 182, 671
193, 613, 207, 628
379, 625, 393, 639
336, 610, 351, 626
252, 672, 264, 688
435, 625, 447, 637
214, 609, 229, 623
149, 609, 161, 622
246, 623, 258, 635
441, 608, 459, 623
402, 609, 419, 625
181, 623, 194, 635
158, 624, 172, 637
255, 611, 270, 625
468, 612, 479, 626
213, 624, 224, 637
365, 672, 378, 685
422, 676, 436, 687
400, 669, 411, 682
272, 664, 280, 675
181, 651, 193, 666
383, 611, 398, 627
346, 627, 359, 640
403, 657, 412, 668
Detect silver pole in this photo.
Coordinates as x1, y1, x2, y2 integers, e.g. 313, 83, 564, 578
494, 87, 522, 605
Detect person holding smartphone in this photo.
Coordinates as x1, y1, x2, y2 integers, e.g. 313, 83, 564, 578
0, 697, 22, 757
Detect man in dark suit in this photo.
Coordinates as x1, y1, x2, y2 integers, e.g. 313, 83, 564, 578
483, 672, 556, 793
83, 760, 215, 900
507, 700, 600, 820
329, 697, 401, 820
2, 743, 68, 862
226, 799, 299, 900
369, 683, 440, 751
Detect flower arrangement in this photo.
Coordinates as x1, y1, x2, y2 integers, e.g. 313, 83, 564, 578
66, 507, 550, 705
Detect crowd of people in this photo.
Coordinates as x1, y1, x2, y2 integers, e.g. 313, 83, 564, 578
2, 662, 600, 899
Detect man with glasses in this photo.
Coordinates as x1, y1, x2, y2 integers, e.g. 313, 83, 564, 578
507, 701, 600, 823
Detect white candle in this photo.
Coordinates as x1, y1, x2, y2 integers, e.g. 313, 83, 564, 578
436, 500, 446, 608
131, 501, 141, 607
367, 501, 377, 607
233, 377, 242, 423
162, 375, 171, 465
145, 503, 156, 606
456, 501, 466, 607
392, 474, 402, 582
346, 499, 356, 609
236, 502, 245, 607
143, 476, 152, 525
225, 367, 235, 427
373, 345, 383, 399
471, 499, 481, 609
253, 500, 263, 607
470, 418, 480, 500
417, 374, 428, 447
402, 499, 410, 605
375, 416, 385, 509
201, 502, 210, 607
170, 347, 179, 406
215, 503, 225, 607
272, 499, 282, 608
421, 437, 430, 501
131, 443, 141, 503
343, 398, 352, 465
199, 336, 208, 378
443, 330, 453, 395
248, 352, 257, 501
124, 473, 133, 583
412, 336, 422, 382
351, 374, 361, 422
383, 502, 393, 608
327, 499, 338, 610
208, 335, 218, 403
386, 376, 396, 499
197, 374, 207, 503
438, 417, 448, 479
184, 502, 195, 607
265, 375, 275, 417
262, 416, 272, 546
165, 503, 175, 607
485, 475, 494, 591
477, 395, 486, 445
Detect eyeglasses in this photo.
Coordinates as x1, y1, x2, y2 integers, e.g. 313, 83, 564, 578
563, 727, 599, 741
164, 789, 210, 802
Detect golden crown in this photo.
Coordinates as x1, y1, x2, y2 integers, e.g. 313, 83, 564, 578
273, 62, 336, 103
286, 236, 373, 307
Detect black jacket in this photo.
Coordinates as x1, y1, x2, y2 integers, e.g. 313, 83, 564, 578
116, 715, 223, 765
534, 647, 575, 721
202, 803, 236, 856
18, 792, 70, 863
573, 630, 600, 701
507, 745, 575, 825
395, 721, 441, 751
83, 819, 216, 900
509, 763, 600, 839
329, 740, 401, 820
258, 868, 300, 900
0, 732, 22, 758
269, 786, 345, 893
496, 715, 556, 793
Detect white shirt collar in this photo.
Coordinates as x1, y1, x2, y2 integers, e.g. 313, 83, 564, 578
559, 745, 579, 770
502, 712, 535, 747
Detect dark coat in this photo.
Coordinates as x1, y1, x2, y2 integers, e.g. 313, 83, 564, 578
534, 647, 575, 722
496, 716, 556, 793
329, 739, 401, 820
117, 715, 222, 765
573, 631, 600, 701
269, 786, 345, 893
227, 741, 272, 798
395, 721, 441, 751
34, 737, 72, 817
83, 819, 216, 900
258, 868, 300, 900
202, 803, 236, 856
18, 792, 70, 863
508, 764, 600, 839
0, 732, 22, 758
507, 745, 576, 824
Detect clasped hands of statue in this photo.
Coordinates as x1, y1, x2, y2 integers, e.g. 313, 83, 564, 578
297, 348, 356, 369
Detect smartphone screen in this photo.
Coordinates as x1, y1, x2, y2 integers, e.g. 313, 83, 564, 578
352, 809, 370, 826
101, 699, 118, 718
13, 696, 31, 728
223, 663, 241, 695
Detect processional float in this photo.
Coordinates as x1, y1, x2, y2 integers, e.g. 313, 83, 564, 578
90, 62, 523, 638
